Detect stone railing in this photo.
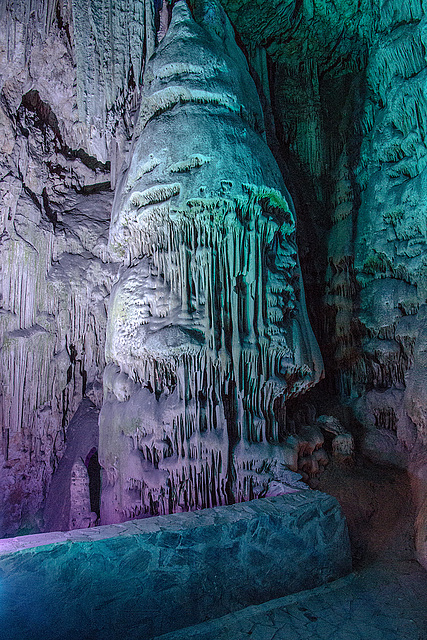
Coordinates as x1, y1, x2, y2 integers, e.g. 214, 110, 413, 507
0, 491, 351, 640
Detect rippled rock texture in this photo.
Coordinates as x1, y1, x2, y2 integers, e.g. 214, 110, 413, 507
100, 0, 323, 523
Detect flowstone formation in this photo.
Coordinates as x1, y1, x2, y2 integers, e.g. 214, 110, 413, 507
0, 0, 122, 536
220, 0, 427, 569
99, 0, 323, 523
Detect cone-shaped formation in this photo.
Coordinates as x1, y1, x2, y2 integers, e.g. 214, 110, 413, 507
100, 0, 323, 523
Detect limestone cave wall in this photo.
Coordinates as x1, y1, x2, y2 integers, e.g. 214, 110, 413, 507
222, 0, 427, 565
0, 0, 119, 534
0, 0, 426, 564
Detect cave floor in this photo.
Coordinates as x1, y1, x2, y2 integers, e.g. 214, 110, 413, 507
154, 459, 427, 640
153, 555, 427, 640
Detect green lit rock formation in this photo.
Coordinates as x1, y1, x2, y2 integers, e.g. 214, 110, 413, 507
100, 0, 323, 522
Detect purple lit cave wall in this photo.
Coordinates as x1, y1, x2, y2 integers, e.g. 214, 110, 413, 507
0, 0, 427, 581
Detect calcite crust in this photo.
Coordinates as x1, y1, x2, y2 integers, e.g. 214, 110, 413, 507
100, 0, 323, 523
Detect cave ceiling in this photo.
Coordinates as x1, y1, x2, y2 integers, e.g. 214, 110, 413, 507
221, 0, 368, 69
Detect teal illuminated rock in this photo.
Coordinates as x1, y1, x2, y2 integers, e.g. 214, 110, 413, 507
100, 0, 323, 523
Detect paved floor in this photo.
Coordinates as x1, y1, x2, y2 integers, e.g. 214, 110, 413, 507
154, 461, 427, 640
154, 557, 427, 640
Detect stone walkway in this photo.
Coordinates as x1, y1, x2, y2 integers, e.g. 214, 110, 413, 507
152, 461, 427, 640
154, 557, 427, 640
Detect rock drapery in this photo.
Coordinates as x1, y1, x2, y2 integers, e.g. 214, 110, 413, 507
0, 0, 118, 536
99, 0, 323, 523
220, 0, 427, 568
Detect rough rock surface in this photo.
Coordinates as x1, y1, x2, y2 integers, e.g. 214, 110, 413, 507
42, 398, 100, 532
100, 0, 323, 524
220, 0, 427, 568
0, 1, 119, 537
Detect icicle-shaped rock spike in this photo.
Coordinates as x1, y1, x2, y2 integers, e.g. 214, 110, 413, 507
100, 0, 323, 524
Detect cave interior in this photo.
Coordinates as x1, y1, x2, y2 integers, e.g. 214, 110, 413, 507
0, 0, 426, 637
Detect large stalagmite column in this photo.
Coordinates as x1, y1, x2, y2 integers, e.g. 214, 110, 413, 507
99, 0, 323, 524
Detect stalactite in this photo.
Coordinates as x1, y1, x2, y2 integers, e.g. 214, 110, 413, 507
71, 0, 146, 127
100, 0, 323, 525
367, 22, 426, 102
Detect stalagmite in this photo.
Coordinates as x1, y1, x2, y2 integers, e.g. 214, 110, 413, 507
99, 0, 323, 524
69, 458, 97, 529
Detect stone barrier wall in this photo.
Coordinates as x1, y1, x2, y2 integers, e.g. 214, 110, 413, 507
0, 491, 351, 640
